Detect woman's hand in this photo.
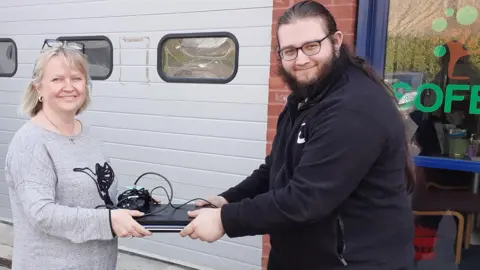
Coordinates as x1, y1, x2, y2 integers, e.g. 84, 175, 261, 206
110, 209, 152, 238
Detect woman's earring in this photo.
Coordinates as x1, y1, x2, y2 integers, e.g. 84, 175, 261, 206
38, 96, 43, 102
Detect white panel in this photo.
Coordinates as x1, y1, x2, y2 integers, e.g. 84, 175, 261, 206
0, 0, 272, 21
0, 0, 108, 8
0, 207, 12, 221
0, 105, 25, 119
0, 106, 267, 141
0, 91, 21, 105
0, 194, 9, 207
103, 143, 262, 176
121, 233, 262, 267
0, 131, 14, 144
0, 8, 272, 36
0, 118, 26, 132
92, 126, 265, 159
120, 238, 260, 270
88, 97, 267, 122
110, 159, 245, 191
0, 181, 8, 195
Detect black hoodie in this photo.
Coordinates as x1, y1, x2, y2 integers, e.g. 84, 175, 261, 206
219, 49, 415, 270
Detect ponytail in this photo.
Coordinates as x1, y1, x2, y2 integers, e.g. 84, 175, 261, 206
344, 45, 416, 194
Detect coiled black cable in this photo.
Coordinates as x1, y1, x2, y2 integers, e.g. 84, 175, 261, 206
95, 172, 217, 216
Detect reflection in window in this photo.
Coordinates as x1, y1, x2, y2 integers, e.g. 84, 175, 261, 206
57, 36, 113, 80
158, 33, 239, 83
0, 38, 17, 77
385, 0, 480, 157
385, 3, 480, 268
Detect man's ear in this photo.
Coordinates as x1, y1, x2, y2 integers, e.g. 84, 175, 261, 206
331, 31, 344, 51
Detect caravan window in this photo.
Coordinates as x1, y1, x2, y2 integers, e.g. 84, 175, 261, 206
0, 38, 17, 77
157, 32, 239, 84
56, 36, 113, 80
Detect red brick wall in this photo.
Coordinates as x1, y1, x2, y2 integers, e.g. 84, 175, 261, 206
262, 0, 358, 269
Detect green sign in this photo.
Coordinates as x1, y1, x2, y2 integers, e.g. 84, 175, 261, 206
393, 5, 479, 113
393, 82, 480, 114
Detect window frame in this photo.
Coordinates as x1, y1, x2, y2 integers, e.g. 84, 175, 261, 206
355, 0, 390, 78
56, 35, 114, 80
0, 38, 18, 78
157, 31, 239, 84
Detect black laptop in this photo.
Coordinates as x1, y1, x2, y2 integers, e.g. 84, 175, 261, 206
134, 204, 203, 232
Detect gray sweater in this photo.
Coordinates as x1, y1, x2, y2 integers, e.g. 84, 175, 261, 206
4, 121, 119, 270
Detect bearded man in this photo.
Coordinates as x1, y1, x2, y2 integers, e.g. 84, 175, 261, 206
180, 1, 415, 269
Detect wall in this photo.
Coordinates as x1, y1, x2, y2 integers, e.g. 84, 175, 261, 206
263, 0, 358, 268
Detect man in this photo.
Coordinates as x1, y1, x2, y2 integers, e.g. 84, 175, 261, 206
179, 1, 415, 269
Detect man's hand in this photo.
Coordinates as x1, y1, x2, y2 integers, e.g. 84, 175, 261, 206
195, 196, 228, 208
179, 208, 225, 243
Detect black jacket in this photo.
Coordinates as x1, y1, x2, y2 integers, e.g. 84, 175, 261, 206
220, 52, 415, 270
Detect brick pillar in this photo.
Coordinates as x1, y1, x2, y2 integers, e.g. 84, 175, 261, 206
263, 0, 358, 269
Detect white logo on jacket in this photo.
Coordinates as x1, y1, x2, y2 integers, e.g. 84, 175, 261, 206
297, 122, 306, 144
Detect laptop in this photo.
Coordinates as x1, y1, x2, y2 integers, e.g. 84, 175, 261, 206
134, 204, 204, 232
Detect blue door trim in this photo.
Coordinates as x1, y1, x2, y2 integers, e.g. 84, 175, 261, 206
355, 0, 390, 78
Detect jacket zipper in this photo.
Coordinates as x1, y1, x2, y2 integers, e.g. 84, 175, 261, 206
271, 164, 285, 189
337, 215, 348, 266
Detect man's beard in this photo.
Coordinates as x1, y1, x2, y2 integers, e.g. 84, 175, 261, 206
277, 51, 336, 100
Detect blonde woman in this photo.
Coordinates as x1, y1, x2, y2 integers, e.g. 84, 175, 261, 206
4, 40, 151, 270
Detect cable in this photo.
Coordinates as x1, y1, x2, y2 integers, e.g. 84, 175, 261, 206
95, 172, 217, 216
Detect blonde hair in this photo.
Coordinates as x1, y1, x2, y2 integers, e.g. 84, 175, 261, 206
21, 46, 91, 117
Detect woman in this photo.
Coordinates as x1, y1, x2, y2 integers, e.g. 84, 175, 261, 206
4, 41, 151, 270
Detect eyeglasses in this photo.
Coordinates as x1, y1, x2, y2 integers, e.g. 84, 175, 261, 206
277, 35, 330, 61
42, 39, 85, 54
34, 39, 93, 91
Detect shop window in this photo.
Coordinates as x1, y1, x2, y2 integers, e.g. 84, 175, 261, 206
0, 38, 17, 77
157, 32, 239, 84
358, 2, 480, 268
57, 36, 113, 80
384, 0, 480, 158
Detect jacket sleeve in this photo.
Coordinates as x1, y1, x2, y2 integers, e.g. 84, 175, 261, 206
220, 110, 388, 237
9, 142, 115, 243
219, 155, 271, 203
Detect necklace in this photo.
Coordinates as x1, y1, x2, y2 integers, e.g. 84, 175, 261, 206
43, 112, 76, 144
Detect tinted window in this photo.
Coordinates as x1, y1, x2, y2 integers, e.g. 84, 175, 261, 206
0, 38, 17, 77
57, 36, 113, 80
157, 32, 239, 84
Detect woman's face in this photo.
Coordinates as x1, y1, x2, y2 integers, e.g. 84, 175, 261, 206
36, 55, 87, 116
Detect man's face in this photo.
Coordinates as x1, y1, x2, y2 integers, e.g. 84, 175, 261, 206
277, 17, 343, 96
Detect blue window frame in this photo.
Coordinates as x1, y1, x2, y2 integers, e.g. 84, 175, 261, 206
355, 0, 390, 78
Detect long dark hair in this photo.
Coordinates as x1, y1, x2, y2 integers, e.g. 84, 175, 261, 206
277, 0, 415, 193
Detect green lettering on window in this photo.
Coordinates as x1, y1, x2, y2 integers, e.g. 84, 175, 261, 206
444, 84, 469, 113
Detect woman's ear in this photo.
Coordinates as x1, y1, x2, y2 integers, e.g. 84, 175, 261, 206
33, 81, 41, 92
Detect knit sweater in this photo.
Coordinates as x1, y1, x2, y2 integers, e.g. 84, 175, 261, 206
4, 120, 119, 270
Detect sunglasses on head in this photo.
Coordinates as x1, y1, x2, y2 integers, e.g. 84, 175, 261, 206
34, 39, 93, 91
42, 39, 85, 54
